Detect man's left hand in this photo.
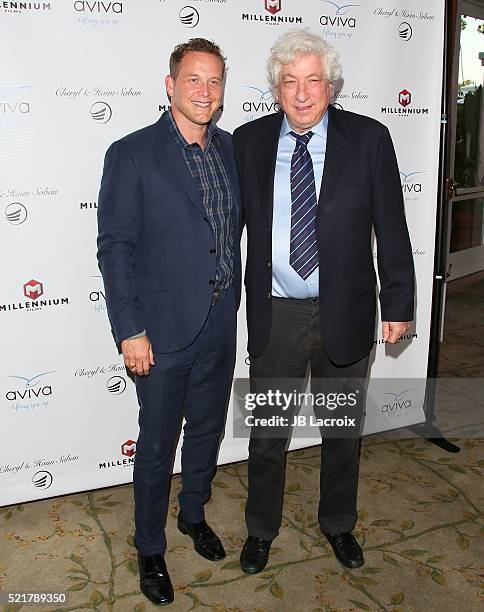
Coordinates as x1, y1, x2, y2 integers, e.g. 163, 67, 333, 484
382, 321, 411, 344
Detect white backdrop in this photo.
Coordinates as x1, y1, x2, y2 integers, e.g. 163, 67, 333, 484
1, 0, 445, 505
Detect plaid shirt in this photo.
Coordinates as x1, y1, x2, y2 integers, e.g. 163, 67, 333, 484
167, 110, 234, 291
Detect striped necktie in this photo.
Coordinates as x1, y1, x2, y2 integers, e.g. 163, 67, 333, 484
289, 131, 319, 280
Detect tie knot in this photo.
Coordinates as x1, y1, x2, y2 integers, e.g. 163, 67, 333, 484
290, 131, 313, 147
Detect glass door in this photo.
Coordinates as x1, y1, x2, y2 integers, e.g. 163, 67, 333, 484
446, 0, 484, 280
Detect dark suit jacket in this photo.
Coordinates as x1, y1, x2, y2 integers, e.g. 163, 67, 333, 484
233, 106, 414, 365
97, 112, 241, 353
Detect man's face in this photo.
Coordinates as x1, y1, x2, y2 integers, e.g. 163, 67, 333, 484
277, 53, 331, 133
165, 51, 223, 130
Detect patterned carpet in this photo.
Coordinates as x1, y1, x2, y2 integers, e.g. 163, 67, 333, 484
1, 276, 483, 612
0, 436, 483, 612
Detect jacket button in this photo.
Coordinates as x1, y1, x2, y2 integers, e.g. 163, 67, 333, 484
210, 249, 216, 254
267, 292, 271, 299
209, 280, 215, 285
267, 261, 272, 268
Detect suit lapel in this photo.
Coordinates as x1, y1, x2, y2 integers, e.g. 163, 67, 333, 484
256, 113, 283, 226
319, 105, 349, 207
155, 115, 205, 216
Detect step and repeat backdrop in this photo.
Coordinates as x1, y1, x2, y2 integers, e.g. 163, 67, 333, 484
1, 0, 444, 505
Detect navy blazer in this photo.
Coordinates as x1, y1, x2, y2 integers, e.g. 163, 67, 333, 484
234, 107, 414, 365
97, 112, 241, 353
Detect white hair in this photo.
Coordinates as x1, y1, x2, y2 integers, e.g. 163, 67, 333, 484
267, 28, 342, 98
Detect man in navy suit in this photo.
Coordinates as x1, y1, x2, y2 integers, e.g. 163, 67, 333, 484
97, 38, 241, 606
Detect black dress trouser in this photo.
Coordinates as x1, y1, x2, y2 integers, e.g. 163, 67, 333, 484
246, 296, 369, 540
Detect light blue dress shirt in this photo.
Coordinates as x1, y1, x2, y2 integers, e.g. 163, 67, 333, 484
272, 112, 328, 298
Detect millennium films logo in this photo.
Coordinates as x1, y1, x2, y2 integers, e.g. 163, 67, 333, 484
0, 280, 69, 314
80, 200, 97, 210
398, 21, 412, 41
5, 202, 28, 225
99, 438, 137, 470
32, 470, 53, 489
399, 89, 411, 107
24, 279, 43, 300
121, 439, 136, 457
106, 375, 126, 395
319, 1, 361, 40
374, 330, 418, 347
242, 86, 279, 121
5, 371, 57, 414
2, 2, 51, 14
179, 5, 199, 27
265, 0, 281, 14
381, 89, 429, 117
90, 101, 112, 123
242, 0, 302, 26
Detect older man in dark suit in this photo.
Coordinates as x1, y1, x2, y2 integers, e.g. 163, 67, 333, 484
97, 38, 240, 606
233, 28, 414, 574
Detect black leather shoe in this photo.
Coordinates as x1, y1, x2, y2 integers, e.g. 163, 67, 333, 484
323, 532, 364, 568
177, 513, 226, 561
240, 536, 272, 574
138, 553, 174, 606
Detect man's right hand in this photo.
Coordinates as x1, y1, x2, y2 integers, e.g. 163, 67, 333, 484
121, 336, 154, 376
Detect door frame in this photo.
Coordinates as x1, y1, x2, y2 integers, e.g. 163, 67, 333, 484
445, 0, 484, 280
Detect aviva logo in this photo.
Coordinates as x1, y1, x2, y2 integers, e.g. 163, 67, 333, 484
320, 0, 361, 28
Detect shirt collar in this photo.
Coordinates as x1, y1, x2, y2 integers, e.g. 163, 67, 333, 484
167, 108, 218, 150
280, 110, 328, 140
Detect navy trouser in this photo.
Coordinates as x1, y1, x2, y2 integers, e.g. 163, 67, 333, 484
133, 288, 236, 556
